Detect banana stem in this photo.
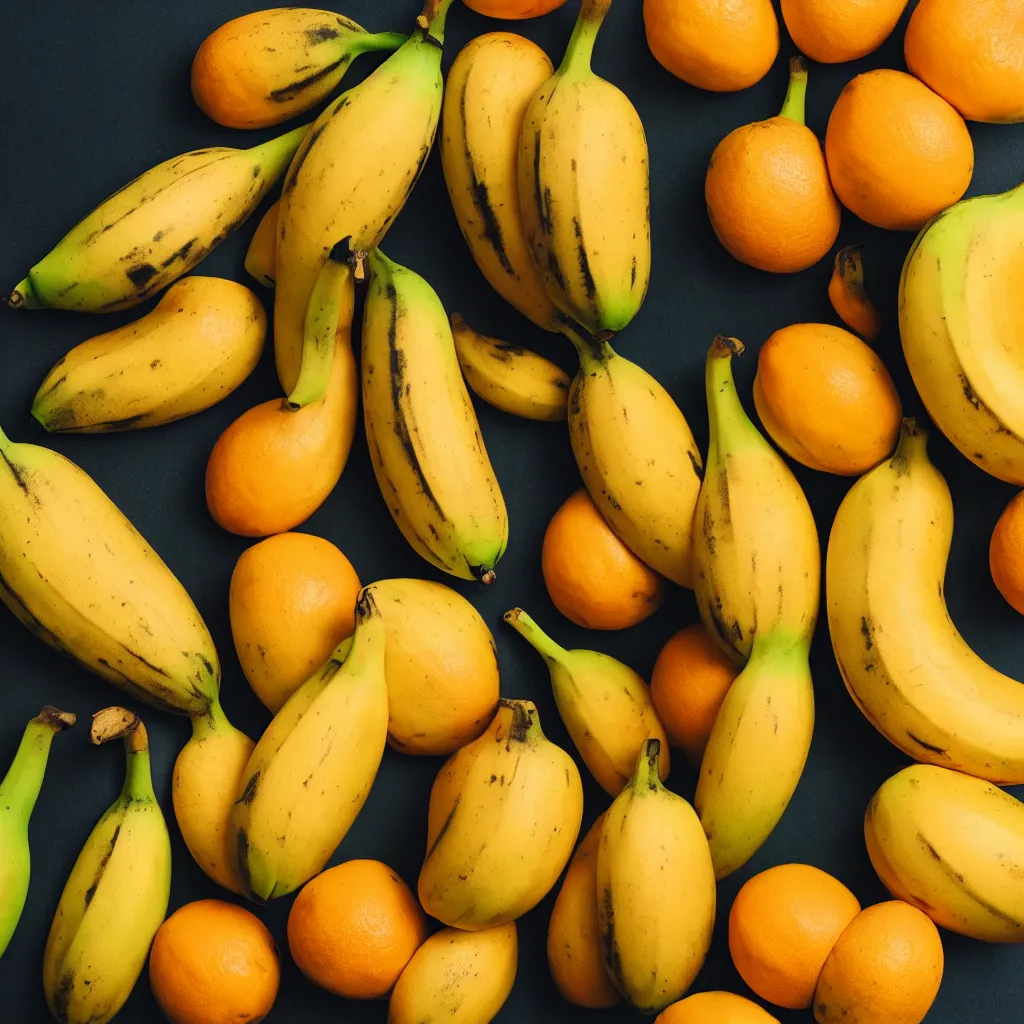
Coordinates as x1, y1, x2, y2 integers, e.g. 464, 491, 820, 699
418, 0, 456, 44
890, 417, 928, 472
559, 0, 612, 76
628, 737, 663, 792
7, 276, 42, 310
779, 56, 808, 124
705, 336, 764, 456
504, 608, 567, 666
248, 122, 311, 178
0, 708, 75, 820
350, 30, 408, 56
188, 694, 229, 742
562, 322, 612, 368
92, 707, 155, 802
496, 698, 544, 744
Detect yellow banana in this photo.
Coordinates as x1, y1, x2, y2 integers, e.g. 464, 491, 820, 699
43, 709, 171, 1024
244, 201, 279, 287
32, 277, 266, 432
362, 250, 508, 583
827, 419, 1024, 783
865, 764, 1024, 943
0, 426, 219, 715
442, 32, 560, 331
233, 590, 388, 901
9, 125, 305, 313
418, 699, 583, 930
597, 739, 716, 1013
450, 314, 570, 422
518, 0, 650, 338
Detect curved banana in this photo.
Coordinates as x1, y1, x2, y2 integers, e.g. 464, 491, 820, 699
32, 277, 266, 432
43, 709, 171, 1024
0, 707, 75, 958
442, 32, 560, 331
829, 245, 880, 341
0, 426, 220, 715
866, 764, 1024, 943
518, 0, 650, 337
450, 314, 570, 422
597, 739, 716, 1013
9, 125, 305, 313
827, 419, 1024, 782
233, 590, 388, 901
504, 608, 669, 795
244, 201, 278, 288
418, 699, 583, 930
568, 333, 703, 587
363, 251, 508, 583
900, 180, 1024, 484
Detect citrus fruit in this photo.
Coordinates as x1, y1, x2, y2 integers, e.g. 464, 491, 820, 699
781, 0, 910, 64
656, 990, 782, 1023
463, 0, 568, 17
990, 491, 1024, 615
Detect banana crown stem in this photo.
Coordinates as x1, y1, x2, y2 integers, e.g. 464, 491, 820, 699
565, 324, 613, 368
628, 737, 663, 793
778, 55, 808, 125
503, 608, 566, 665
334, 588, 383, 678
705, 335, 764, 455
418, 0, 456, 44
248, 122, 311, 174
0, 708, 75, 819
890, 417, 928, 474
8, 276, 41, 310
559, 0, 612, 77
91, 707, 156, 803
496, 698, 545, 745
189, 695, 230, 741
748, 630, 812, 669
350, 30, 409, 56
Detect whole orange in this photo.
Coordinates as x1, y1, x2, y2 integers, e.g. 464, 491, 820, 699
148, 899, 279, 1024
287, 859, 427, 999
825, 69, 974, 231
542, 488, 666, 630
463, 0, 568, 17
729, 863, 862, 1010
781, 0, 910, 64
989, 491, 1024, 615
656, 991, 781, 1023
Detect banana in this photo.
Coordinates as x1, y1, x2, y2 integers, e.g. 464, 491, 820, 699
865, 764, 1024, 943
442, 32, 560, 331
389, 922, 518, 1024
827, 418, 1024, 783
0, 426, 220, 715
43, 709, 171, 1024
245, 201, 279, 288
0, 707, 75, 958
597, 739, 716, 1013
568, 332, 702, 587
829, 245, 880, 341
8, 125, 306, 313
362, 250, 508, 583
32, 277, 266, 432
900, 180, 1024, 484
274, 0, 456, 393
504, 608, 669, 795
450, 314, 570, 422
418, 699, 583, 930
233, 589, 388, 901
519, 0, 650, 338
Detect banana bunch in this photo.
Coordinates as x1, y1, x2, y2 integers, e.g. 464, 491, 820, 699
233, 589, 388, 901
504, 608, 669, 795
0, 707, 75, 958
692, 337, 819, 879
43, 709, 171, 1024
363, 251, 508, 583
418, 699, 583, 929
0, 426, 220, 714
597, 740, 716, 1013
8, 125, 305, 313
866, 764, 1024, 943
900, 180, 1024, 484
827, 419, 1024, 783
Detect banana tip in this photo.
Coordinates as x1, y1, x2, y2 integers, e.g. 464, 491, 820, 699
38, 706, 76, 731
711, 335, 744, 357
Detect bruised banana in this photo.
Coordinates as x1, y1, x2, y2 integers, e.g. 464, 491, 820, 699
363, 251, 508, 583
0, 426, 220, 715
9, 125, 305, 313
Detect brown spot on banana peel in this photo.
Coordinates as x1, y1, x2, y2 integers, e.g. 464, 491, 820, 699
860, 616, 874, 651
83, 823, 121, 908
601, 887, 625, 993
0, 448, 31, 495
572, 216, 598, 304
270, 55, 350, 104
906, 732, 948, 757
126, 263, 158, 289
237, 770, 261, 807
424, 795, 461, 861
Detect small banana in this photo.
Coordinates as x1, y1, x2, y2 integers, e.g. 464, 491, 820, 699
0, 707, 75, 958
451, 314, 570, 422
244, 201, 279, 288
828, 245, 880, 341
0, 425, 220, 715
43, 708, 171, 1024
504, 608, 669, 795
9, 125, 306, 314
597, 739, 716, 1013
233, 589, 388, 901
362, 250, 508, 583
418, 699, 583, 930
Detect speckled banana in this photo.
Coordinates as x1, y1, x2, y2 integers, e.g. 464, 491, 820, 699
8, 126, 305, 313
363, 251, 508, 583
0, 426, 220, 715
43, 709, 171, 1024
518, 0, 650, 338
827, 419, 1024, 783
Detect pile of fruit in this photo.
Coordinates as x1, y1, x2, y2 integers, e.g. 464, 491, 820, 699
1, 0, 1022, 1021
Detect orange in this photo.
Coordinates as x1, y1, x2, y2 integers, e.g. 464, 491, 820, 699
813, 901, 944, 1024
781, 0, 910, 64
828, 246, 881, 342
287, 859, 427, 999
825, 69, 974, 231
656, 991, 781, 1023
463, 0, 568, 17
650, 623, 739, 764
148, 899, 279, 1024
753, 323, 902, 476
989, 491, 1024, 615
729, 863, 862, 1010
229, 532, 362, 712
542, 488, 666, 630
706, 57, 840, 274
643, 0, 779, 92
905, 0, 1024, 124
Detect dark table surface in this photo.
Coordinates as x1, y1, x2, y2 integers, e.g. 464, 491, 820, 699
1, 0, 1022, 1020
